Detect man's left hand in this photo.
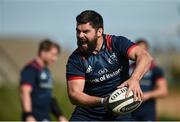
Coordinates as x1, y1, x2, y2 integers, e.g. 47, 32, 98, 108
117, 77, 143, 101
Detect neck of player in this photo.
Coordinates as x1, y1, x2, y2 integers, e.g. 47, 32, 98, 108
36, 57, 46, 68
92, 36, 103, 54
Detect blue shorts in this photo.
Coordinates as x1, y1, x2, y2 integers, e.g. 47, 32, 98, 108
132, 101, 156, 121
70, 106, 134, 121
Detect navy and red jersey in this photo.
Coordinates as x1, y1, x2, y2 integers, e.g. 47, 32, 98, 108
66, 34, 136, 120
20, 60, 53, 121
130, 62, 165, 120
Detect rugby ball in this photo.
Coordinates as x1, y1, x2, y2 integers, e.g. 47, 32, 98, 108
107, 87, 142, 115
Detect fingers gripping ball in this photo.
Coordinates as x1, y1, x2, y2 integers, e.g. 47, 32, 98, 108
107, 87, 142, 115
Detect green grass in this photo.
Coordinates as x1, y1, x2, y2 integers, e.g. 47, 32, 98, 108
169, 83, 180, 92
51, 82, 74, 120
0, 82, 180, 120
0, 86, 21, 120
158, 115, 180, 121
0, 82, 74, 121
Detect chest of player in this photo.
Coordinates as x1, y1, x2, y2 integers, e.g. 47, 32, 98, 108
36, 69, 53, 89
82, 50, 125, 83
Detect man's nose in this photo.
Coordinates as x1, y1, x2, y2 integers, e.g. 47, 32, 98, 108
78, 32, 85, 38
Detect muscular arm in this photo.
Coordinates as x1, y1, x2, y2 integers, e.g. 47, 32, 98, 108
67, 79, 101, 106
20, 85, 33, 112
118, 45, 153, 100
143, 78, 168, 101
128, 46, 153, 82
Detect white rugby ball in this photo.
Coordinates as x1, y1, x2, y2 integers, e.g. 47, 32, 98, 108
107, 87, 142, 115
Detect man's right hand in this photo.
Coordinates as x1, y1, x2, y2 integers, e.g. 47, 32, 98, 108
26, 115, 36, 122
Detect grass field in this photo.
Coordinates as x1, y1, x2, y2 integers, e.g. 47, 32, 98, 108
0, 82, 180, 121
0, 82, 74, 121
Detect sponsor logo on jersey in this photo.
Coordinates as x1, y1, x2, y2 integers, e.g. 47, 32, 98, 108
89, 67, 123, 83
40, 72, 47, 80
40, 71, 53, 89
98, 68, 108, 75
108, 53, 118, 64
86, 65, 93, 73
40, 82, 53, 89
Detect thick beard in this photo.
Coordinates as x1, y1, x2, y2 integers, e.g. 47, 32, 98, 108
77, 35, 98, 56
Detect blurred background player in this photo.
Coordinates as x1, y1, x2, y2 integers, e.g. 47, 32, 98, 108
66, 10, 152, 121
130, 39, 168, 121
19, 39, 67, 121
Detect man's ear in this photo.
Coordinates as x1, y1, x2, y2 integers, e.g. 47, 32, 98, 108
97, 28, 103, 37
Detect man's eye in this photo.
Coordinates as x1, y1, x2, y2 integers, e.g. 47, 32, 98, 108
83, 31, 89, 34
76, 28, 80, 33
76, 30, 80, 34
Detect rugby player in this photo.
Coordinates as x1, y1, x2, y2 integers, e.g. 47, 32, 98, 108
131, 39, 168, 121
66, 10, 153, 121
20, 40, 67, 121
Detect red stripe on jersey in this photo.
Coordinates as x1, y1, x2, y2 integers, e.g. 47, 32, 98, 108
150, 61, 156, 70
127, 44, 137, 57
105, 34, 112, 51
67, 76, 85, 81
31, 60, 42, 70
27, 59, 42, 70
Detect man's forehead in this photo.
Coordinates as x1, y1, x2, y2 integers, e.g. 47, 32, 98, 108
77, 22, 93, 29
